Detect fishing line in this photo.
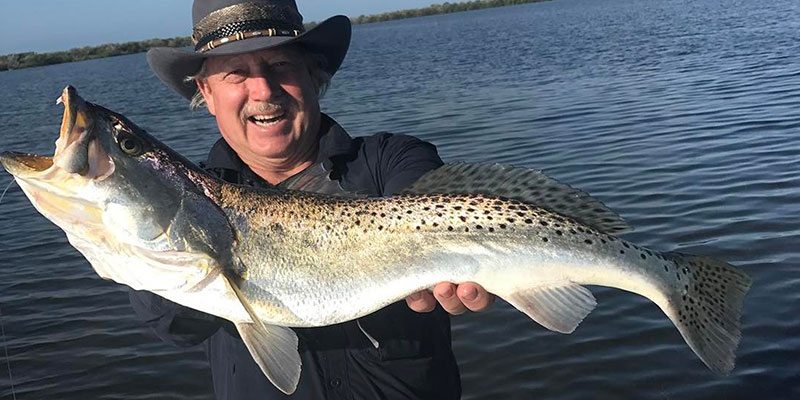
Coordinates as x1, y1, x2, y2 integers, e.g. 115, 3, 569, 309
0, 179, 14, 205
0, 179, 18, 400
0, 303, 16, 400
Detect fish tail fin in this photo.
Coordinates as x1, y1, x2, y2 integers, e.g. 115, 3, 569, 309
661, 251, 751, 374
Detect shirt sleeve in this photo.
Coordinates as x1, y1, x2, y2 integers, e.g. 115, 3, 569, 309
372, 133, 444, 196
128, 288, 222, 347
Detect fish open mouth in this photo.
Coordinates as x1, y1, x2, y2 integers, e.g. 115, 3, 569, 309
1, 86, 112, 179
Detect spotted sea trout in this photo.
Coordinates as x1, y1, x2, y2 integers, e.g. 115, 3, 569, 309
0, 87, 751, 394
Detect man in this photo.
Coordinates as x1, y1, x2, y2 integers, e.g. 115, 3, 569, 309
131, 0, 494, 398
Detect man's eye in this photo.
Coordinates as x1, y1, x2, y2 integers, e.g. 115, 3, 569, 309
223, 69, 247, 83
271, 61, 293, 69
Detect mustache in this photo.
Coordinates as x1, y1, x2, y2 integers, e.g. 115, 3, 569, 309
242, 101, 289, 117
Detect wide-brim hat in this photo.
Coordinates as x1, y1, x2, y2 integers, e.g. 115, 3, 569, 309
147, 0, 351, 100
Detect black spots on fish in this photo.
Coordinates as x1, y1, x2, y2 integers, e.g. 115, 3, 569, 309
460, 216, 468, 222
584, 239, 593, 245
555, 230, 563, 236
640, 253, 647, 260
475, 224, 484, 230
406, 210, 413, 215
600, 238, 607, 244
447, 226, 454, 232
488, 227, 495, 232
623, 242, 631, 249
541, 236, 549, 243
569, 228, 577, 235
620, 249, 626, 254
499, 223, 508, 230
507, 217, 516, 224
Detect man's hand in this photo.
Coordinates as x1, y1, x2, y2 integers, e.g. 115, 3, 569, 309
405, 282, 495, 315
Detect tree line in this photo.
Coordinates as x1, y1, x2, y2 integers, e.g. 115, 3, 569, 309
0, 0, 546, 71
0, 37, 192, 71
352, 0, 545, 24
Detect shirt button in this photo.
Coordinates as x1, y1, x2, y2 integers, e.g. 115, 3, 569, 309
329, 378, 342, 388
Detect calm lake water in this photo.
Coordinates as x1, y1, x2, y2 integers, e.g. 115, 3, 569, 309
1, 0, 799, 398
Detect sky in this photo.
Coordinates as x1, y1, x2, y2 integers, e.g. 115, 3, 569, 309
0, 0, 451, 55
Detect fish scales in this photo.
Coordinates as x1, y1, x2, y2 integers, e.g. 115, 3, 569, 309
0, 87, 751, 394
216, 183, 691, 330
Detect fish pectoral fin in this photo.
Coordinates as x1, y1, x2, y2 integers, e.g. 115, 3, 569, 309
235, 322, 301, 395
504, 283, 597, 334
228, 278, 301, 394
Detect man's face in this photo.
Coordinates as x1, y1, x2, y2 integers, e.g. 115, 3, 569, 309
196, 46, 321, 165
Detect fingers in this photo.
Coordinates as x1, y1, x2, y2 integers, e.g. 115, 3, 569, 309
405, 290, 437, 313
456, 282, 495, 312
407, 282, 496, 315
433, 282, 468, 315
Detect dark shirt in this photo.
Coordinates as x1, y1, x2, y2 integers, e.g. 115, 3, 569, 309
129, 114, 461, 399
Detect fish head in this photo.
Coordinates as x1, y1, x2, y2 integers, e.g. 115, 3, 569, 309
1, 86, 234, 292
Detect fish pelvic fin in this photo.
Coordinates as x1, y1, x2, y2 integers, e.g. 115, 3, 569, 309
399, 163, 631, 234
662, 252, 752, 374
228, 279, 301, 394
504, 282, 597, 334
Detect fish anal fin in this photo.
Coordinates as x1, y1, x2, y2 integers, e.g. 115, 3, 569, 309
399, 163, 631, 234
227, 278, 301, 394
504, 283, 597, 334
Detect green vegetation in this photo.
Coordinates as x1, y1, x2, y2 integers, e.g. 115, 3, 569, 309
0, 0, 546, 71
0, 37, 191, 71
352, 0, 545, 24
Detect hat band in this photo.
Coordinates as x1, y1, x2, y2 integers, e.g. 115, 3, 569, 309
195, 25, 302, 53
192, 2, 304, 52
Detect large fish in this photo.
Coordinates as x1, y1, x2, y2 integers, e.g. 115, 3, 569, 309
1, 87, 751, 394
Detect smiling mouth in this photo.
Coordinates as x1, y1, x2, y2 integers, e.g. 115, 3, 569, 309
248, 111, 286, 126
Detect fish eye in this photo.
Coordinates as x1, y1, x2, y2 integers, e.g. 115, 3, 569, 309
118, 134, 143, 156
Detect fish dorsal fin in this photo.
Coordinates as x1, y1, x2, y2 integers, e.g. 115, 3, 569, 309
228, 279, 301, 394
399, 163, 631, 234
504, 283, 597, 334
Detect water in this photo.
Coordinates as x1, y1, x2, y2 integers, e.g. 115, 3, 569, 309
1, 0, 799, 398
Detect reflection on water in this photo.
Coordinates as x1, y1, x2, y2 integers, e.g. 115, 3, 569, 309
1, 0, 799, 398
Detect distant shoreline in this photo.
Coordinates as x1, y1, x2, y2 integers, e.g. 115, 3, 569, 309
0, 0, 547, 71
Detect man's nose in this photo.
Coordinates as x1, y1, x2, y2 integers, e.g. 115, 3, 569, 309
247, 74, 282, 101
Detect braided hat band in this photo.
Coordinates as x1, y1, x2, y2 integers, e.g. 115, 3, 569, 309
192, 2, 304, 52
